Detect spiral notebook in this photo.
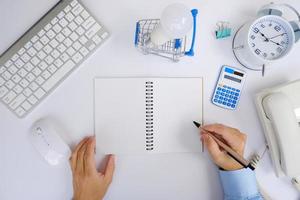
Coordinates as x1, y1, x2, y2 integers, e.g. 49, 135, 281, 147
94, 77, 203, 154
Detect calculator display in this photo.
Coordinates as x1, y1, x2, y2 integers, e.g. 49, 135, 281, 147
224, 75, 241, 83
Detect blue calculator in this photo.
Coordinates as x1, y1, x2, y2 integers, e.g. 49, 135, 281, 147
212, 66, 246, 110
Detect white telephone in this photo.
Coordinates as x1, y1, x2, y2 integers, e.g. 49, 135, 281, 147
256, 79, 300, 191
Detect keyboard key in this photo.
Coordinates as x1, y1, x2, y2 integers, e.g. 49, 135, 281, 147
24, 41, 32, 49
65, 12, 75, 22
15, 59, 25, 68
23, 88, 32, 97
72, 4, 83, 15
79, 35, 88, 45
35, 76, 45, 85
0, 77, 4, 86
43, 45, 53, 54
32, 67, 42, 76
18, 69, 28, 77
64, 5, 72, 13
40, 35, 50, 45
2, 71, 12, 80
72, 52, 83, 63
63, 38, 73, 47
9, 94, 26, 110
29, 82, 39, 91
54, 58, 63, 67
62, 27, 71, 37
68, 21, 78, 31
8, 66, 18, 74
31, 35, 39, 43
53, 24, 62, 33
48, 65, 57, 74
42, 60, 75, 91
13, 85, 23, 94
34, 88, 46, 99
88, 43, 96, 51
67, 47, 76, 56
57, 11, 65, 19
56, 33, 65, 42
45, 55, 54, 65
42, 70, 51, 79
3, 91, 17, 104
82, 16, 95, 29
34, 41, 43, 51
15, 107, 26, 117
70, 0, 78, 7
51, 49, 60, 59
70, 32, 79, 41
59, 18, 69, 27
51, 17, 59, 25
60, 53, 69, 62
44, 23, 52, 31
92, 34, 102, 44
101, 32, 108, 39
20, 79, 29, 87
49, 39, 59, 48
81, 10, 89, 19
76, 26, 85, 35
11, 54, 19, 61
38, 29, 46, 37
22, 101, 32, 111
46, 30, 56, 39
37, 51, 47, 60
0, 86, 9, 97
73, 41, 81, 50
12, 74, 21, 83
75, 16, 84, 25
21, 53, 31, 63
86, 23, 101, 38
28, 95, 38, 105
22, 88, 32, 97
18, 48, 26, 55
5, 60, 13, 67
57, 44, 67, 53
5, 80, 15, 89
79, 47, 89, 56
26, 73, 35, 82
27, 47, 37, 56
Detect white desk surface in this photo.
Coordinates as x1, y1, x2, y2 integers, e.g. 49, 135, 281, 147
1, 0, 300, 199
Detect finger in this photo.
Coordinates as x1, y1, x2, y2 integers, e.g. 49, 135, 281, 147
76, 138, 90, 174
202, 124, 246, 151
70, 137, 89, 173
104, 155, 115, 184
202, 134, 226, 164
85, 136, 97, 174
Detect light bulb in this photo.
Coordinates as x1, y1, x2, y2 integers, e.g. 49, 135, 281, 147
150, 3, 193, 45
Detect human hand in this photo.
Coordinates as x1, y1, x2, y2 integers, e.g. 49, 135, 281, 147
70, 137, 115, 200
201, 124, 247, 171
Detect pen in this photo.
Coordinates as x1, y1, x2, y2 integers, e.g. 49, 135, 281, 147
193, 121, 255, 170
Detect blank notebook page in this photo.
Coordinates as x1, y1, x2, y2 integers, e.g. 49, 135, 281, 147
94, 77, 203, 154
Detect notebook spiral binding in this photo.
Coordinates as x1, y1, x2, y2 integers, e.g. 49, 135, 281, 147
145, 81, 154, 151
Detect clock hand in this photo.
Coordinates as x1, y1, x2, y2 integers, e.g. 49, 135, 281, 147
258, 30, 269, 41
269, 33, 287, 39
269, 39, 284, 47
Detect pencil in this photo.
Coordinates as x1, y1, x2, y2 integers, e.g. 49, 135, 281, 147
193, 121, 204, 152
193, 121, 254, 170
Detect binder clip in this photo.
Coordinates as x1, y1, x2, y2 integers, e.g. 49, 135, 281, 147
215, 21, 231, 39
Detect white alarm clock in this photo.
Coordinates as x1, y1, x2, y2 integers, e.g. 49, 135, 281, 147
233, 3, 300, 72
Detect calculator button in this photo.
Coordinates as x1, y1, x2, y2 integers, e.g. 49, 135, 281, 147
220, 96, 224, 100
213, 99, 218, 102
217, 87, 221, 91
227, 86, 231, 90
222, 101, 226, 105
222, 89, 226, 92
225, 94, 229, 97
218, 100, 222, 104
224, 98, 228, 101
215, 95, 219, 99
228, 99, 232, 103
235, 93, 239, 96
234, 97, 238, 100
230, 91, 235, 95
233, 100, 237, 104
223, 85, 227, 89
227, 103, 231, 106
216, 91, 220, 95
231, 104, 236, 108
221, 92, 225, 96
229, 95, 233, 99
236, 89, 240, 92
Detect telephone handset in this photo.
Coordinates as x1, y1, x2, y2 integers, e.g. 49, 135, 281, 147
263, 92, 300, 178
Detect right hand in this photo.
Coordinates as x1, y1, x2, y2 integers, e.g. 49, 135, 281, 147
201, 124, 247, 171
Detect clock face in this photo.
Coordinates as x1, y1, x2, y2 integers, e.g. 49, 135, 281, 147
248, 17, 293, 60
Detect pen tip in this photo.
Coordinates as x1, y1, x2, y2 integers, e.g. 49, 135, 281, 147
193, 121, 201, 128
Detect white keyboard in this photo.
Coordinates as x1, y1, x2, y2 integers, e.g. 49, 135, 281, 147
0, 0, 109, 118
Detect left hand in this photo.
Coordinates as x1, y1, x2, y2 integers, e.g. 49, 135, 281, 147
70, 136, 115, 200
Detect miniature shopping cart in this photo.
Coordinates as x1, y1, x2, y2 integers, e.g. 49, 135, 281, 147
134, 9, 198, 62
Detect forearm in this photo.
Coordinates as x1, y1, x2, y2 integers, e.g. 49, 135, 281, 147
219, 168, 263, 200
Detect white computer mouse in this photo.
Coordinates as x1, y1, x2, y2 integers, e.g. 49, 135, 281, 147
29, 119, 71, 166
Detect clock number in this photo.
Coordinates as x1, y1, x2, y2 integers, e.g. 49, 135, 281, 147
253, 27, 259, 33
251, 43, 255, 47
274, 26, 281, 32
250, 35, 255, 40
277, 47, 282, 53
255, 49, 261, 55
260, 24, 265, 28
263, 53, 267, 58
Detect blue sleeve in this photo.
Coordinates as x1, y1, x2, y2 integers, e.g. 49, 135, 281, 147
219, 168, 263, 200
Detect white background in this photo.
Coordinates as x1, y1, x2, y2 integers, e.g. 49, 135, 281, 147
0, 0, 300, 199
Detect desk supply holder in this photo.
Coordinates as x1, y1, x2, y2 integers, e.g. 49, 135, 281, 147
134, 9, 198, 62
